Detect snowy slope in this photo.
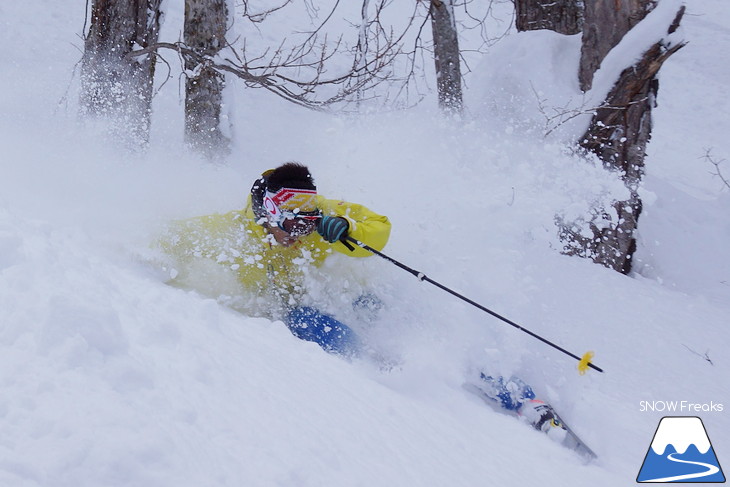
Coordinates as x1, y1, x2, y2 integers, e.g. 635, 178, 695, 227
1, 1, 729, 486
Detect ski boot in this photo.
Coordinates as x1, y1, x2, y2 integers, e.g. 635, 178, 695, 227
518, 399, 567, 441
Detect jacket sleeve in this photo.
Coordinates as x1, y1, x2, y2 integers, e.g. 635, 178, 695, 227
317, 196, 391, 257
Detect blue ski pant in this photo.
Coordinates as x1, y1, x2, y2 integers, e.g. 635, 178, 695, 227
479, 374, 536, 411
285, 306, 361, 358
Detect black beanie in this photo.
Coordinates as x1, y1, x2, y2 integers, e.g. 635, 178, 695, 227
266, 162, 316, 192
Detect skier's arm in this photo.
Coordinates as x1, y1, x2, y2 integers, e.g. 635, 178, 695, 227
317, 197, 391, 257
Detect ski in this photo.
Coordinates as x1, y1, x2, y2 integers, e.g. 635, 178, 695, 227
463, 383, 598, 462
550, 408, 598, 461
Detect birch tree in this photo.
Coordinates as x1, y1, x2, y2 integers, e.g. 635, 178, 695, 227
184, 0, 230, 158
430, 0, 463, 114
80, 0, 163, 147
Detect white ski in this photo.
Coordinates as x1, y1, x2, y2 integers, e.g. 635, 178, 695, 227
463, 383, 598, 462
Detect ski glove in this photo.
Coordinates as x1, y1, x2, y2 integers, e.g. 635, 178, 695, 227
317, 216, 349, 243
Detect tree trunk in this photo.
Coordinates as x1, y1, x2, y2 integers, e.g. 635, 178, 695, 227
578, 0, 656, 92
562, 6, 685, 274
514, 0, 583, 35
80, 0, 163, 147
430, 0, 463, 115
184, 0, 230, 158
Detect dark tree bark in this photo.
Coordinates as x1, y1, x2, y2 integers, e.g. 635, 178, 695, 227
514, 0, 583, 35
578, 0, 656, 92
430, 0, 463, 115
80, 0, 163, 146
561, 6, 685, 274
184, 0, 230, 158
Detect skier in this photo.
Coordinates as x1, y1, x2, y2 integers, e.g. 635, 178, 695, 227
160, 161, 391, 358
160, 162, 561, 437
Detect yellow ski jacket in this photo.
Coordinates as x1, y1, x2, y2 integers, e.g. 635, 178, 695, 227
161, 195, 391, 298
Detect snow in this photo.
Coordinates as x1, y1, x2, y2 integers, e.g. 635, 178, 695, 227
651, 417, 711, 455
586, 0, 687, 111
1, 1, 729, 486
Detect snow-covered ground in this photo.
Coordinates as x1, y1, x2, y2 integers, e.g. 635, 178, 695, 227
1, 1, 728, 486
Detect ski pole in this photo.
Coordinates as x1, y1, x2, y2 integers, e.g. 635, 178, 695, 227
345, 236, 603, 374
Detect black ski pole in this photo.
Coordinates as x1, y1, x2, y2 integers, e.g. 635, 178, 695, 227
345, 236, 603, 374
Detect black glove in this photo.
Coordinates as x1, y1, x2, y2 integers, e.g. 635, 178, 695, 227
317, 216, 349, 243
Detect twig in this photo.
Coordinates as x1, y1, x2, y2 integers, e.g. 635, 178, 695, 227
683, 344, 714, 366
702, 148, 730, 190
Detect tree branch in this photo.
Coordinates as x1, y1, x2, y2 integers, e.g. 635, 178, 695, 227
702, 149, 730, 190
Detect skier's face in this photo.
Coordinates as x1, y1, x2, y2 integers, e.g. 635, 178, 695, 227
267, 214, 319, 247
279, 215, 318, 237
268, 225, 301, 247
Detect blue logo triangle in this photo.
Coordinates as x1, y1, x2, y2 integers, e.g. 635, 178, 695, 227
637, 416, 725, 483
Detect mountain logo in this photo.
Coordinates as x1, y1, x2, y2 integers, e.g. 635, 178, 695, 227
637, 416, 725, 483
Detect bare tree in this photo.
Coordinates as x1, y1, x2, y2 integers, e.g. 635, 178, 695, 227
517, 0, 686, 274
560, 5, 686, 274
353, 0, 374, 106
121, 1, 509, 117
80, 0, 163, 146
430, 0, 463, 114
514, 0, 583, 35
184, 0, 230, 158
